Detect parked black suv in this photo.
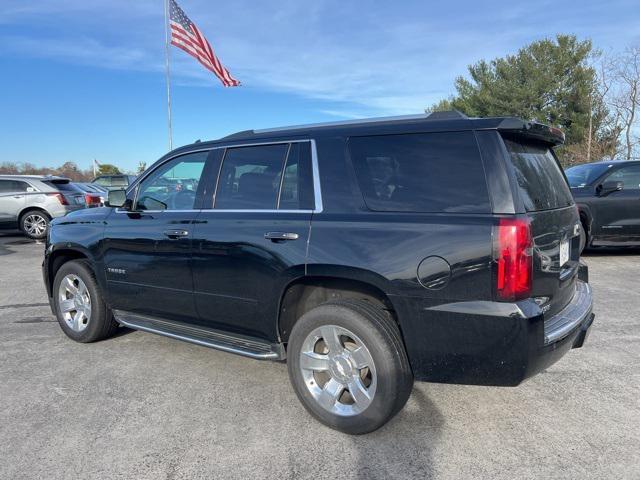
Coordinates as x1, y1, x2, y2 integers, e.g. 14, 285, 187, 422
43, 112, 594, 434
565, 160, 640, 249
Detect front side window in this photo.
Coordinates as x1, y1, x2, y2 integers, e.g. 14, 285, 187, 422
136, 152, 208, 211
605, 165, 640, 190
349, 132, 490, 213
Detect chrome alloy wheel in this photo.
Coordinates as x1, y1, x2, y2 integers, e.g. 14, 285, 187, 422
58, 274, 92, 332
23, 214, 47, 237
300, 325, 377, 416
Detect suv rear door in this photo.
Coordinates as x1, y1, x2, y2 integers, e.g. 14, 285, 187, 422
0, 179, 28, 225
190, 140, 317, 341
591, 164, 640, 239
500, 134, 580, 317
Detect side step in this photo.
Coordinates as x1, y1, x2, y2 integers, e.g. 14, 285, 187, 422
113, 310, 285, 360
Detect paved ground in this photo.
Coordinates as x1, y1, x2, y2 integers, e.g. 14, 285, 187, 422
0, 231, 638, 480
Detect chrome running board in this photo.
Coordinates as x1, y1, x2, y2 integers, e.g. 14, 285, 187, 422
113, 310, 285, 360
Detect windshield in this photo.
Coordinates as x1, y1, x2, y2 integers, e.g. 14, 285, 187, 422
565, 163, 613, 188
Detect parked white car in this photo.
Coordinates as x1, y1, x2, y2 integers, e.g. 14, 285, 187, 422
0, 175, 86, 239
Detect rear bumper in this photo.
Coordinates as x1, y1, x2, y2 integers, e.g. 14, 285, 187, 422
392, 275, 594, 386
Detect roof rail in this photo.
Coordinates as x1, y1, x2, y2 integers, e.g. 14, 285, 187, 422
425, 110, 469, 120
219, 129, 255, 141
254, 113, 432, 134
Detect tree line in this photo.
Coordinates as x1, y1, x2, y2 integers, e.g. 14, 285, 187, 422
431, 35, 640, 166
0, 161, 139, 181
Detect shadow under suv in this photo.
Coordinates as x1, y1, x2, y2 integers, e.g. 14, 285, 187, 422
42, 112, 594, 434
0, 175, 86, 239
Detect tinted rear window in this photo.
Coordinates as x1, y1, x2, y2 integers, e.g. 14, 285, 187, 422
43, 180, 82, 192
349, 131, 490, 213
503, 137, 573, 211
215, 144, 288, 209
0, 180, 29, 193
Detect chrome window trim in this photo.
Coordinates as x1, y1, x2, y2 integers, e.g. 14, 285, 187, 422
275, 143, 292, 209
116, 139, 323, 214
116, 209, 314, 214
211, 139, 322, 213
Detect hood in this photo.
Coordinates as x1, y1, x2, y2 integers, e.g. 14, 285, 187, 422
52, 206, 112, 226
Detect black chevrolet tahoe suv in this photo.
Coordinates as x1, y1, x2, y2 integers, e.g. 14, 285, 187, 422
43, 112, 594, 434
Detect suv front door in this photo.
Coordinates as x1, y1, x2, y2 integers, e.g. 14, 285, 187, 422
0, 180, 29, 226
593, 165, 640, 239
191, 141, 318, 341
102, 151, 210, 321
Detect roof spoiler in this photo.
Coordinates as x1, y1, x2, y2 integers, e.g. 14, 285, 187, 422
497, 118, 565, 146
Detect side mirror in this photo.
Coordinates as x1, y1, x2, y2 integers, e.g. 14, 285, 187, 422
106, 189, 130, 208
597, 181, 623, 196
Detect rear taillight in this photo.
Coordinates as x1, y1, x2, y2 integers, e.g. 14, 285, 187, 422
48, 192, 68, 205
85, 194, 97, 205
494, 218, 533, 301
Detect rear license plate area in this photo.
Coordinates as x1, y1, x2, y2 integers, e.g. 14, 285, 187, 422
560, 238, 569, 266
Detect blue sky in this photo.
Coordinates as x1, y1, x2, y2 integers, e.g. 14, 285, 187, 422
1, 0, 639, 172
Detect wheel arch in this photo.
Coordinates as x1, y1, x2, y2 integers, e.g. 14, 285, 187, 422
577, 203, 594, 238
46, 247, 94, 297
18, 206, 51, 220
277, 270, 402, 345
18, 206, 51, 225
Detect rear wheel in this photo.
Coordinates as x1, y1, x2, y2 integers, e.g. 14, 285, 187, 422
579, 220, 589, 253
287, 299, 413, 434
53, 260, 119, 343
20, 209, 50, 240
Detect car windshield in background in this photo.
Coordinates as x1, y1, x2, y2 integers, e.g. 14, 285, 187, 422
565, 163, 613, 188
502, 137, 574, 212
111, 176, 129, 186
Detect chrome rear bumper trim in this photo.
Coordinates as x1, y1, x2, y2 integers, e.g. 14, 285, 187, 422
544, 281, 593, 345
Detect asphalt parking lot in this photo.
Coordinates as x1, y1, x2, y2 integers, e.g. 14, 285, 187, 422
0, 232, 638, 480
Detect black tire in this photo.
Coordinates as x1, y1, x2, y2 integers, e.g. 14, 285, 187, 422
52, 260, 119, 343
19, 209, 50, 240
287, 299, 413, 434
579, 226, 587, 254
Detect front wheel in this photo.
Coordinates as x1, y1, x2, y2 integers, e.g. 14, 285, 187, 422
53, 260, 119, 343
287, 299, 413, 434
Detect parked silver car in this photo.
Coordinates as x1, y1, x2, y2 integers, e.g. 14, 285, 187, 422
0, 175, 86, 239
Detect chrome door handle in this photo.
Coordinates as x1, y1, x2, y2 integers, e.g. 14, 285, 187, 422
164, 229, 190, 239
264, 232, 299, 242
13, 195, 24, 199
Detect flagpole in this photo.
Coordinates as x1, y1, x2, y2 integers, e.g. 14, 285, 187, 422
163, 0, 173, 151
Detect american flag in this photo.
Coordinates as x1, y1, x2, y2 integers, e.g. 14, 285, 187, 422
169, 0, 240, 87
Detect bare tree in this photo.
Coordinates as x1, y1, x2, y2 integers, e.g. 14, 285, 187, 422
608, 46, 640, 160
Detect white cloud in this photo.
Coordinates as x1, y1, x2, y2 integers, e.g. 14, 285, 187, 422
2, 0, 639, 116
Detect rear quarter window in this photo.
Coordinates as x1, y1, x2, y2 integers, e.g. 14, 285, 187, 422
349, 131, 490, 213
502, 137, 573, 211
